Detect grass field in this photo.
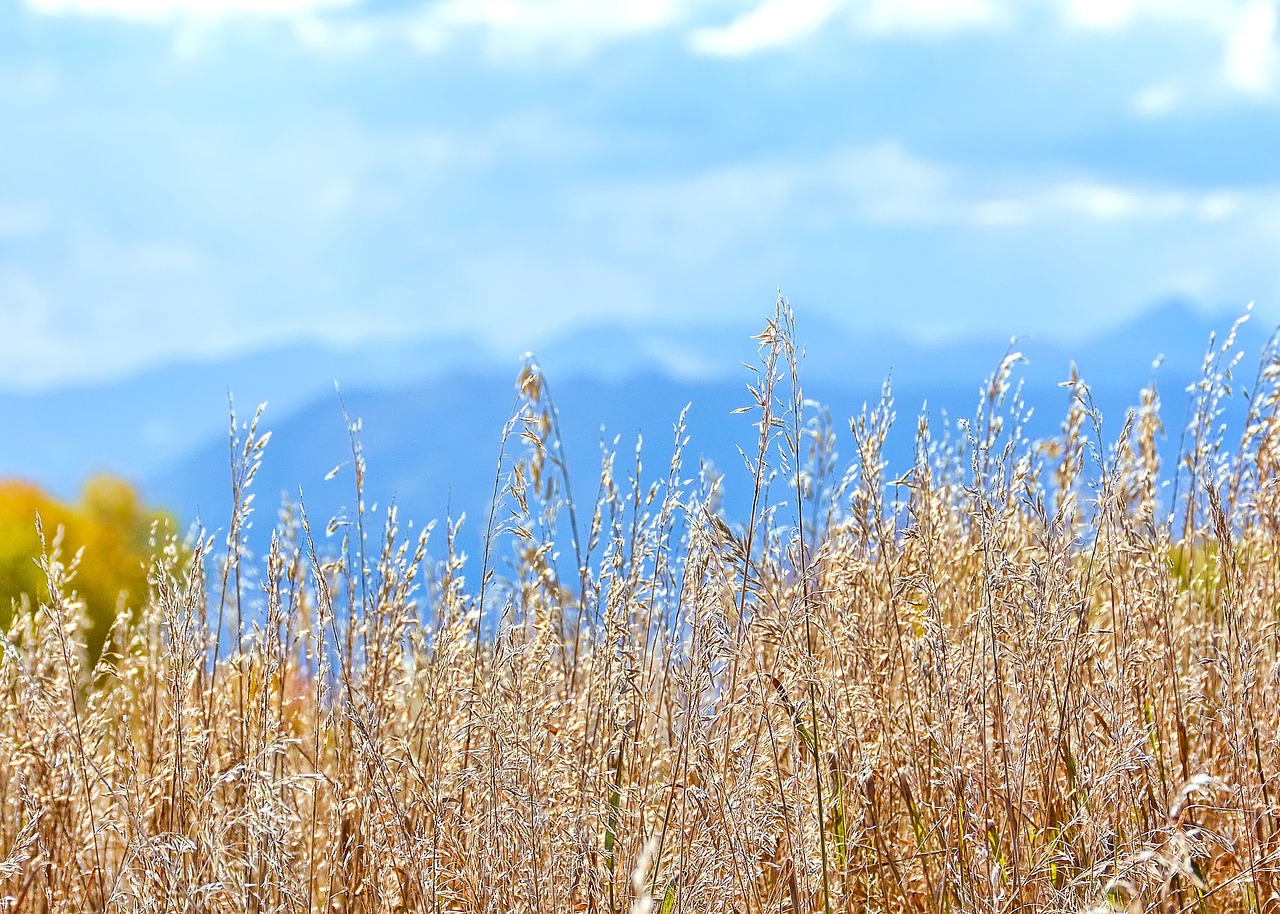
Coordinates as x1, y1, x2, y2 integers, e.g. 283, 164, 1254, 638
2, 300, 1280, 913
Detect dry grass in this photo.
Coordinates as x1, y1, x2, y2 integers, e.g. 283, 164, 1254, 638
3, 298, 1280, 912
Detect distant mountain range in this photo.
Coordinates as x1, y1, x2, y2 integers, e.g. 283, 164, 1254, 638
0, 300, 1271, 562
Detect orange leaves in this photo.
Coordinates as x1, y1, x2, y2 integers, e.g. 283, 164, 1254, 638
0, 474, 176, 660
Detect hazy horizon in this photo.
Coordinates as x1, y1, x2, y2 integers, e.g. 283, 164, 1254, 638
5, 0, 1280, 389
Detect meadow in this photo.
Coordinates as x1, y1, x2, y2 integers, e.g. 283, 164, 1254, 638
2, 300, 1279, 913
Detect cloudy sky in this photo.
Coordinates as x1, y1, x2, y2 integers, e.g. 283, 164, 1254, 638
3, 0, 1279, 389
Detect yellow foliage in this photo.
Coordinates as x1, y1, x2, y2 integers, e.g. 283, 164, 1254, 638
0, 474, 176, 660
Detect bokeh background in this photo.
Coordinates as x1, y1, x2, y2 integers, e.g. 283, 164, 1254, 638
3, 0, 1280, 560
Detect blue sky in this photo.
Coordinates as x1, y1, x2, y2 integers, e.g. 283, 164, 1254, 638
3, 0, 1280, 389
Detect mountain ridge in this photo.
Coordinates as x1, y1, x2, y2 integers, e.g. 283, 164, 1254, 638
1, 299, 1270, 559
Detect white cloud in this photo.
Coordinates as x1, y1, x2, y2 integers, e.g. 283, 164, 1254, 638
690, 0, 1001, 56
410, 0, 685, 58
689, 0, 839, 57
545, 142, 1280, 350
686, 0, 1280, 102
784, 144, 1234, 231
1057, 0, 1231, 31
846, 161, 1256, 231
20, 0, 1280, 101
590, 142, 1266, 239
860, 164, 1246, 231
427, 0, 679, 33
1223, 0, 1280, 95
27, 0, 996, 55
1059, 0, 1142, 30
1051, 0, 1280, 98
676, 0, 1270, 110
24, 0, 356, 23
855, 0, 1005, 35
965, 182, 1233, 227
1198, 192, 1240, 221
561, 144, 1270, 294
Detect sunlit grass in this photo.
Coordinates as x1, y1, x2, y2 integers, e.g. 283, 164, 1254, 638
2, 299, 1279, 912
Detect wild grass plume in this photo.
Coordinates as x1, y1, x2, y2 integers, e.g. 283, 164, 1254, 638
3, 298, 1280, 912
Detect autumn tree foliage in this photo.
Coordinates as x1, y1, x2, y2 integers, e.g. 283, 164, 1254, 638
0, 475, 176, 660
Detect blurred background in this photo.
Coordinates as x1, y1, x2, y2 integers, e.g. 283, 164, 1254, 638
2, 0, 1280, 565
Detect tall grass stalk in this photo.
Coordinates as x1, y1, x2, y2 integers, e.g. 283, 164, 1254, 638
2, 303, 1279, 912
